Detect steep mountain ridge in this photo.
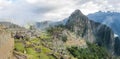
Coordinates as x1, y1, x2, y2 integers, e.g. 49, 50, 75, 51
1, 9, 120, 59
87, 11, 120, 37
66, 9, 115, 55
0, 22, 24, 29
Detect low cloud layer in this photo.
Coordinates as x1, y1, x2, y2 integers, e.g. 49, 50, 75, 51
0, 0, 120, 25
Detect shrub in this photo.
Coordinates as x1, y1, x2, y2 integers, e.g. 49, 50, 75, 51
67, 43, 109, 59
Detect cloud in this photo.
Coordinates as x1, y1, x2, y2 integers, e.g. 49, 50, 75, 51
0, 0, 120, 25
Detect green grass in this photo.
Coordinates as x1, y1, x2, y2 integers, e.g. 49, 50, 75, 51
14, 37, 56, 59
48, 55, 56, 59
14, 42, 25, 53
26, 47, 54, 59
26, 48, 36, 55
25, 38, 53, 59
39, 53, 49, 59
40, 45, 51, 54
35, 45, 51, 53
30, 38, 40, 43
26, 48, 40, 59
40, 33, 52, 40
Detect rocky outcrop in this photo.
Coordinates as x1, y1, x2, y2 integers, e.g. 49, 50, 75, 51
0, 25, 14, 59
114, 37, 120, 55
66, 9, 114, 54
13, 51, 27, 59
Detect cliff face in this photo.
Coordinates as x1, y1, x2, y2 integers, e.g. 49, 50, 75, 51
0, 25, 14, 59
66, 9, 114, 54
88, 11, 120, 37
114, 37, 120, 55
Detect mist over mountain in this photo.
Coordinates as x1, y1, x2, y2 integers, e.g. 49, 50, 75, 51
1, 9, 120, 59
87, 11, 120, 36
0, 0, 120, 59
33, 18, 68, 30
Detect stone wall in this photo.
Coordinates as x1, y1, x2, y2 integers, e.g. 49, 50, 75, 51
0, 28, 14, 59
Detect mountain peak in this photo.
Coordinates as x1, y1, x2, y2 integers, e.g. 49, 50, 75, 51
71, 9, 83, 16
74, 9, 81, 13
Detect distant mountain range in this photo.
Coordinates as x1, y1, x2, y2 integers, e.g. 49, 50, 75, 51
0, 22, 25, 29
35, 11, 120, 38
1, 9, 120, 59
33, 18, 68, 30
87, 11, 120, 37
34, 10, 120, 56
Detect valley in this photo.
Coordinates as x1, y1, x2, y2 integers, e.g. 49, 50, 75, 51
0, 9, 120, 59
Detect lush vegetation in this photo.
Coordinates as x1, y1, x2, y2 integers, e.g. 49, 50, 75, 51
14, 25, 113, 59
114, 37, 120, 56
14, 42, 25, 53
67, 43, 110, 59
14, 33, 56, 59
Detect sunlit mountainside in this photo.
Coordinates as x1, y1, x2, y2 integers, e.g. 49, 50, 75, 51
0, 9, 120, 59
1, 0, 120, 59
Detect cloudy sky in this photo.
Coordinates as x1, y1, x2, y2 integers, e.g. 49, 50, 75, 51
0, 0, 120, 25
